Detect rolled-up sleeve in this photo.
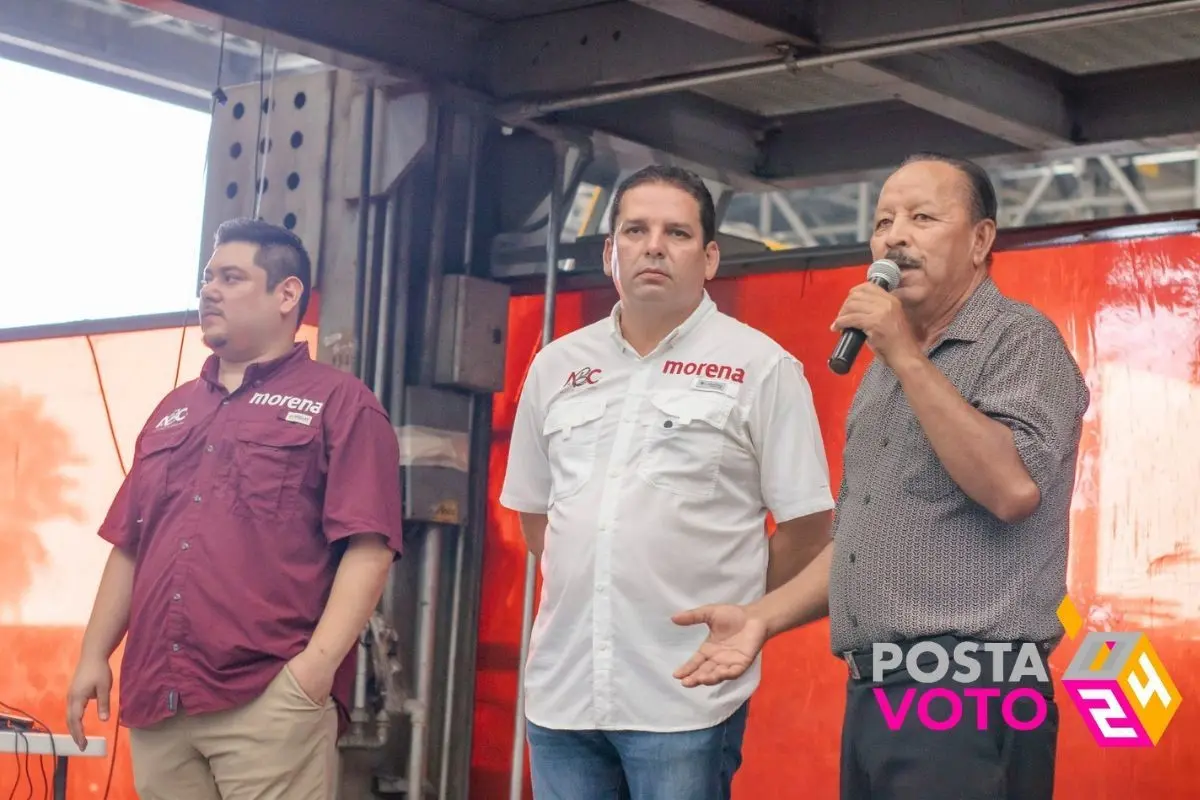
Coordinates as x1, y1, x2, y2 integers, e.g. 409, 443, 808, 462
748, 355, 836, 523
322, 404, 405, 555
974, 321, 1090, 492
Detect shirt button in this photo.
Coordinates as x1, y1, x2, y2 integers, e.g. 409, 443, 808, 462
849, 553, 856, 563
173, 593, 182, 602
136, 518, 143, 525
881, 437, 889, 447
850, 615, 858, 627
864, 494, 871, 505
663, 420, 674, 428
181, 541, 190, 550
205, 445, 214, 453
193, 494, 202, 503
171, 643, 180, 652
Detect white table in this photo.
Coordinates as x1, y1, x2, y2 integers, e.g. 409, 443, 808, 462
0, 731, 108, 800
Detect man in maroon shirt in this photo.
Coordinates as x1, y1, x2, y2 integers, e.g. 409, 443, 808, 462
65, 218, 404, 799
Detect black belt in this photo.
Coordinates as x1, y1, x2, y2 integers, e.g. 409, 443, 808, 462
840, 635, 1052, 682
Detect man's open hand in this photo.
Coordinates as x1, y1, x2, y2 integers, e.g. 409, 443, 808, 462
671, 604, 768, 688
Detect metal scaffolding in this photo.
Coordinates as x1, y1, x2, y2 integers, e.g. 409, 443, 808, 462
717, 148, 1200, 249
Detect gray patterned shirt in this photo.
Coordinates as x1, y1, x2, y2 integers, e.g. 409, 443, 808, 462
828, 277, 1090, 654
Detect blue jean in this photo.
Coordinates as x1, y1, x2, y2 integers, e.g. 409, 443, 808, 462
526, 703, 750, 800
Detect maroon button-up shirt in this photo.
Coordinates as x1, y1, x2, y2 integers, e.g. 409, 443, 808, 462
98, 343, 404, 730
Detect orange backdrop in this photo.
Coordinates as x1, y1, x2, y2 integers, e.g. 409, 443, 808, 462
470, 232, 1200, 799
2, 230, 1197, 799
0, 323, 317, 799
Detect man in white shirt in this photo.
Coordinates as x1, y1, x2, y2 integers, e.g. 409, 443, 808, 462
500, 165, 836, 799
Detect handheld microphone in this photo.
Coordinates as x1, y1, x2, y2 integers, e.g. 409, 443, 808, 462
828, 258, 903, 375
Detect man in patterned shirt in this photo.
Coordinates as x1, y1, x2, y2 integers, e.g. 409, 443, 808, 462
670, 153, 1089, 800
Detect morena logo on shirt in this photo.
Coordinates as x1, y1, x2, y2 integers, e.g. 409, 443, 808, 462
662, 360, 746, 383
563, 367, 603, 389
249, 392, 326, 414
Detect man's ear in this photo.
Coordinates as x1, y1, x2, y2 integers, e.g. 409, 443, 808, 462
972, 219, 997, 269
278, 275, 303, 316
603, 236, 614, 277
704, 239, 721, 281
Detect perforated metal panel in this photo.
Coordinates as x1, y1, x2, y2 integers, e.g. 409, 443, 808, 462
197, 68, 335, 280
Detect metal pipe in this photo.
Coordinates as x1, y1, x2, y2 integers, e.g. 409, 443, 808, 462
509, 140, 567, 800
417, 108, 458, 386
438, 115, 485, 800
501, 0, 1200, 118
352, 632, 370, 715
388, 179, 415, 420
372, 193, 398, 407
437, 528, 467, 799
1097, 155, 1151, 215
344, 80, 377, 744
405, 525, 443, 799
352, 80, 375, 378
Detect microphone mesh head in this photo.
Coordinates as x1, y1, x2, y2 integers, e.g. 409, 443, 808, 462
868, 258, 903, 291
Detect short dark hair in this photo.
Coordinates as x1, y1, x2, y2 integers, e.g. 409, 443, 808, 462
900, 152, 998, 224
213, 217, 312, 327
609, 165, 717, 244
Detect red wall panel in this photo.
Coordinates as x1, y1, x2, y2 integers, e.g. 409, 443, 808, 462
471, 233, 1200, 799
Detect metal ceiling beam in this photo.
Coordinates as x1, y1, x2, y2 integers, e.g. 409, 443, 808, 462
0, 0, 257, 111
761, 101, 1025, 187
546, 51, 1200, 189
823, 47, 1074, 150
814, 0, 1163, 48
482, 2, 769, 98
1075, 59, 1200, 147
152, 0, 486, 84
552, 91, 763, 177
627, 0, 817, 46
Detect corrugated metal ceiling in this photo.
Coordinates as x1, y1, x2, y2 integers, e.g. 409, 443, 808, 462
692, 69, 885, 117
1001, 9, 1200, 74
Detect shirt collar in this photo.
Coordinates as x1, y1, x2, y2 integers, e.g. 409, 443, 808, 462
608, 291, 717, 357
201, 341, 310, 390
935, 276, 1003, 347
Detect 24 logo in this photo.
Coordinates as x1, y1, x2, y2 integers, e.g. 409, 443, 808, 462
1057, 596, 1182, 747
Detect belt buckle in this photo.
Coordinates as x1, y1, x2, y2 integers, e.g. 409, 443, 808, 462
842, 651, 861, 680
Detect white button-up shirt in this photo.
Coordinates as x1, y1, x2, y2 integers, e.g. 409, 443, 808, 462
500, 292, 835, 732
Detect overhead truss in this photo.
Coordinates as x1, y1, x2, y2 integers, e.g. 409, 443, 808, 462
719, 147, 1200, 249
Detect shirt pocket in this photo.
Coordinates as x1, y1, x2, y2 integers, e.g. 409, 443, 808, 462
638, 390, 736, 499
231, 420, 320, 519
543, 395, 608, 502
133, 426, 191, 519
899, 418, 959, 502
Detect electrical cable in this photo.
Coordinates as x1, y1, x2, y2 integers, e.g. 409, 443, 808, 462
84, 338, 124, 800
86, 31, 230, 800
5, 728, 22, 800
2, 702, 54, 799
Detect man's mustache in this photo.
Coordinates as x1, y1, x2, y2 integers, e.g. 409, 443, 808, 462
886, 250, 922, 269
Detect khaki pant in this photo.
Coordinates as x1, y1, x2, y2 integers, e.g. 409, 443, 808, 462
128, 665, 338, 800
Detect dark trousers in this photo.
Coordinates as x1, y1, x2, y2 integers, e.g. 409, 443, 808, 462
839, 638, 1058, 800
